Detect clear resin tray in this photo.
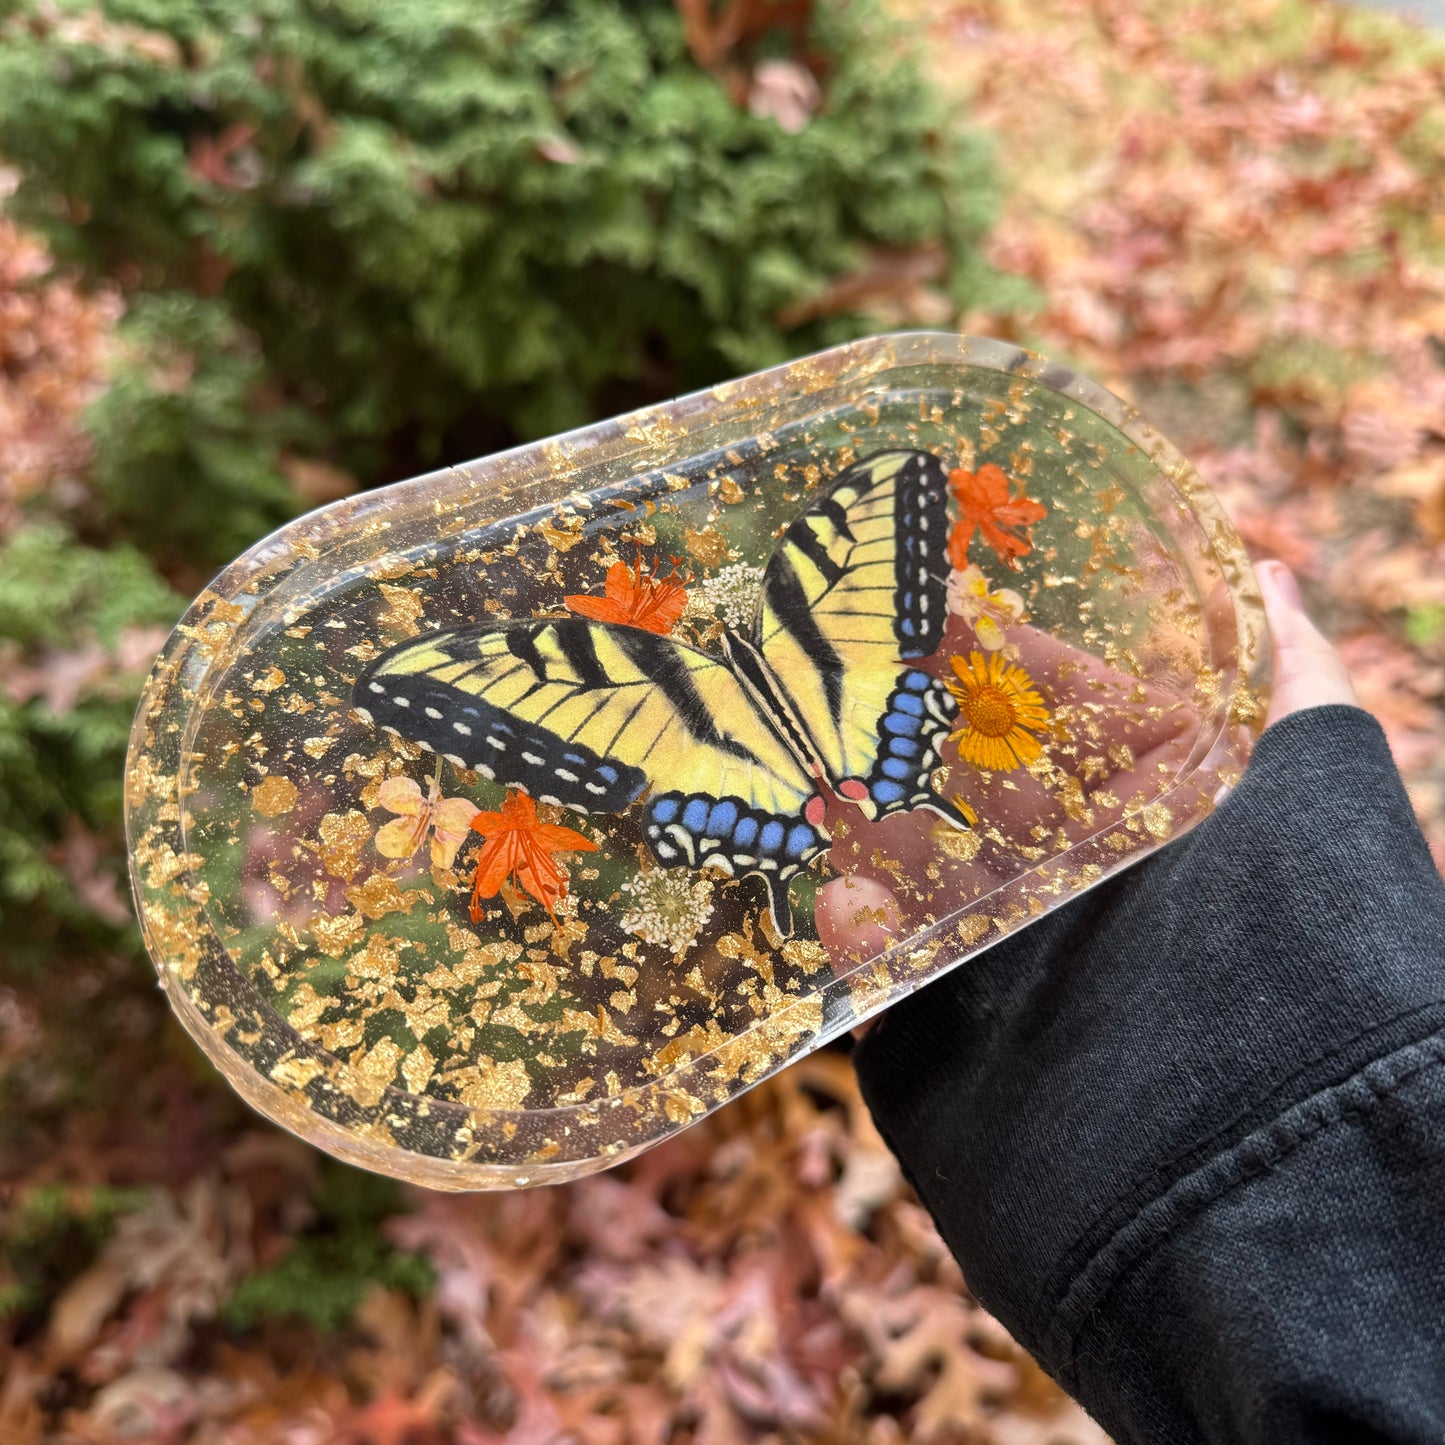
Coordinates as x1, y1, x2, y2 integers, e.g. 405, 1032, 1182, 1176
125, 333, 1268, 1188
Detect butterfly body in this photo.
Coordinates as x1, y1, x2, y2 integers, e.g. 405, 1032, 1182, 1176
353, 449, 972, 936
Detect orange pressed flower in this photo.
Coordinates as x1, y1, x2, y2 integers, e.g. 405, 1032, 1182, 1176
947, 463, 1048, 569
564, 554, 690, 636
468, 790, 598, 924
946, 651, 1050, 772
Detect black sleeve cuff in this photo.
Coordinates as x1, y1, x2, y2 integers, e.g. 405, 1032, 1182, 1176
854, 704, 1445, 1381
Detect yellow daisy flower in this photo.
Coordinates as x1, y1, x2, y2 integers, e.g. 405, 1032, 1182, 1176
946, 651, 1050, 771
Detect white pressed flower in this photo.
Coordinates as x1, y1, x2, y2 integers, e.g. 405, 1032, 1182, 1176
946, 564, 1025, 650
620, 869, 716, 955
683, 563, 765, 633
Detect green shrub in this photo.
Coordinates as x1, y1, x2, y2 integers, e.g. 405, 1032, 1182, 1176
0, 0, 1001, 574
222, 1163, 433, 1333
0, 523, 183, 964
0, 1184, 148, 1322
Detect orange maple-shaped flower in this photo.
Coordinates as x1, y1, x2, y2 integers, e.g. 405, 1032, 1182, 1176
947, 463, 1048, 569
468, 790, 598, 924
564, 554, 690, 635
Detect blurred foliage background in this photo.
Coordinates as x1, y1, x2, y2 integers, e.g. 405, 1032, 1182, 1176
0, 0, 1442, 1440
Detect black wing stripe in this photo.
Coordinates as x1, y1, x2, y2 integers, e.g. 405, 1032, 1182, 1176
611, 629, 761, 762
762, 553, 845, 720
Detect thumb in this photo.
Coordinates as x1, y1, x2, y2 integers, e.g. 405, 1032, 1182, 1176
1256, 560, 1358, 727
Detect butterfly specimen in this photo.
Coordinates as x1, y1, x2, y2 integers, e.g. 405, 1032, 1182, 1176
352, 450, 972, 936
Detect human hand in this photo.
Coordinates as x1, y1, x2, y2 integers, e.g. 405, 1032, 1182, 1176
817, 559, 1357, 1023
1254, 560, 1357, 725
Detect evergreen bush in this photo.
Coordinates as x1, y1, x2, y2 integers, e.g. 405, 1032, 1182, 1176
0, 0, 1002, 576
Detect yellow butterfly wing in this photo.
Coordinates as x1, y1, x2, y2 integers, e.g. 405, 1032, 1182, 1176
756, 450, 971, 826
353, 618, 828, 933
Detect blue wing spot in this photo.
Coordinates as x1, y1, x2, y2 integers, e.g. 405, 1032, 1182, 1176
597, 763, 619, 782
888, 736, 918, 758
873, 779, 906, 804
786, 824, 815, 858
563, 751, 588, 765
760, 821, 786, 853
894, 693, 925, 717
881, 757, 913, 781
734, 817, 759, 848
886, 710, 922, 737
707, 801, 738, 835
904, 670, 930, 689
683, 799, 710, 833
900, 618, 917, 638
651, 797, 679, 824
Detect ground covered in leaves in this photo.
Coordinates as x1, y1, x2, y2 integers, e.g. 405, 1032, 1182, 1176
4, 0, 1444, 1440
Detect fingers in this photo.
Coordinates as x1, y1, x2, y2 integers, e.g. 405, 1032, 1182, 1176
1256, 561, 1357, 727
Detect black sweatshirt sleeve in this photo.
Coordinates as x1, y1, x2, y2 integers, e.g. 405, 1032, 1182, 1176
854, 705, 1445, 1445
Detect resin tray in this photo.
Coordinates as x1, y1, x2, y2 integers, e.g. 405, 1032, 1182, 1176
125, 333, 1268, 1188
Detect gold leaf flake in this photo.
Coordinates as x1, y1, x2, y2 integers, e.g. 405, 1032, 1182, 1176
252, 665, 286, 693
320, 1016, 364, 1051
538, 517, 586, 552
441, 1057, 533, 1111
302, 736, 335, 759
370, 557, 416, 581
378, 583, 424, 639
309, 910, 366, 957
402, 1044, 436, 1095
345, 871, 428, 921
286, 983, 331, 1034
956, 915, 992, 945
348, 934, 406, 979
271, 1055, 324, 1090
1138, 801, 1174, 839
780, 939, 827, 974
252, 776, 299, 818
342, 1037, 405, 1108
719, 476, 746, 504
317, 809, 371, 879
933, 822, 982, 862
684, 526, 730, 569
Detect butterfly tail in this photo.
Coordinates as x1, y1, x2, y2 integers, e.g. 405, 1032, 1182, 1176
920, 789, 978, 831
762, 871, 795, 940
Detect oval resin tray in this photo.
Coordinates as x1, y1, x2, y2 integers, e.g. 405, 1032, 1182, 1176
126, 333, 1269, 1188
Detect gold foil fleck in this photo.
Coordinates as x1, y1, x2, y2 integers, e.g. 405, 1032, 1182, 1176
342, 1037, 405, 1108
316, 809, 372, 880
252, 776, 299, 818
402, 1044, 436, 1095
441, 1057, 532, 1111
780, 939, 827, 974
345, 871, 428, 921
1139, 802, 1175, 839
684, 526, 730, 568
377, 583, 424, 639
933, 822, 982, 862
957, 915, 992, 946
271, 1055, 324, 1089
309, 910, 366, 957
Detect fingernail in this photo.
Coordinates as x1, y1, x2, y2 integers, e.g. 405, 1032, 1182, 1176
1259, 559, 1302, 612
